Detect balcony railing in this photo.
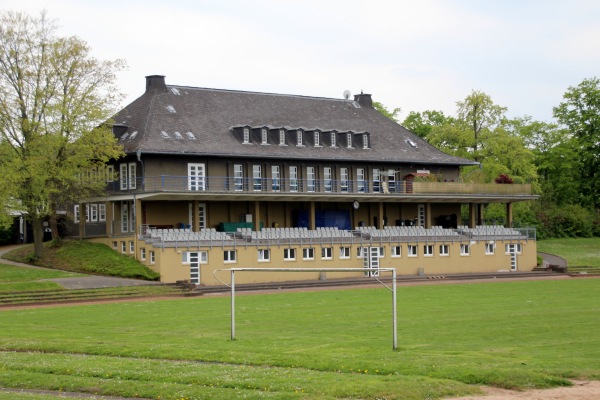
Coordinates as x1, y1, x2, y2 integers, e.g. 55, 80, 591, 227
110, 176, 533, 196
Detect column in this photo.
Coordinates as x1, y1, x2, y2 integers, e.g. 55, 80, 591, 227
254, 201, 261, 231
506, 203, 513, 227
309, 201, 316, 230
425, 203, 432, 228
469, 203, 477, 228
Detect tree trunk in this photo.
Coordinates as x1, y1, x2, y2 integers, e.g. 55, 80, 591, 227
50, 213, 60, 241
31, 216, 45, 259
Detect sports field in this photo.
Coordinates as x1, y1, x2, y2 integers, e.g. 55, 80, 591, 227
0, 278, 599, 399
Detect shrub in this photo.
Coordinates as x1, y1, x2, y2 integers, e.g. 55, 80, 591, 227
494, 174, 514, 184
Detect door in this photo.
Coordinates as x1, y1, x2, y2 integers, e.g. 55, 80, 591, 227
507, 244, 518, 271
188, 163, 206, 191
362, 247, 380, 277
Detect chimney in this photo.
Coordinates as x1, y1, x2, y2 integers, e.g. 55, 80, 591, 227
354, 91, 373, 108
145, 75, 167, 92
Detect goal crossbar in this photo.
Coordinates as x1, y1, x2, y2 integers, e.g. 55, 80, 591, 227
219, 267, 398, 350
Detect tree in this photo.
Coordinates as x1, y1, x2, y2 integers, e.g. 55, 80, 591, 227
373, 101, 401, 122
0, 11, 125, 257
401, 110, 453, 139
553, 77, 600, 209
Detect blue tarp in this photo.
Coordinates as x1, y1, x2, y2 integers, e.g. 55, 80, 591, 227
297, 210, 351, 230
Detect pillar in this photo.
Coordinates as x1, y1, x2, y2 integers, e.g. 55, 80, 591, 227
105, 201, 114, 237
378, 202, 385, 228
425, 203, 432, 228
254, 201, 261, 231
469, 203, 477, 228
309, 201, 316, 230
506, 202, 513, 227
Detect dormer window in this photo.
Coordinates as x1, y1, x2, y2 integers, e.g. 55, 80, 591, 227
297, 130, 303, 146
314, 131, 320, 146
261, 128, 268, 145
279, 129, 286, 145
243, 128, 250, 144
346, 133, 352, 148
362, 134, 368, 149
331, 132, 336, 147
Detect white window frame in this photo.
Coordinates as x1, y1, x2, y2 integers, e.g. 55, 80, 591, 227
302, 248, 314, 260
271, 165, 280, 192
324, 167, 332, 192
224, 250, 237, 263
346, 133, 352, 148
321, 247, 333, 260
90, 204, 98, 222
74, 205, 80, 223
140, 247, 146, 261
279, 129, 286, 145
423, 244, 434, 257
331, 132, 337, 147
505, 243, 522, 254
258, 248, 270, 262
234, 164, 243, 191
439, 244, 449, 256
120, 163, 128, 190
306, 166, 315, 192
261, 128, 268, 145
253, 165, 262, 191
339, 246, 350, 259
408, 245, 418, 257
392, 245, 401, 257
128, 163, 137, 190
289, 166, 298, 192
485, 242, 495, 255
460, 244, 470, 256
357, 247, 367, 258
362, 134, 368, 149
243, 128, 250, 144
150, 250, 155, 264
340, 168, 349, 192
199, 251, 208, 264
188, 163, 206, 191
314, 131, 320, 146
296, 130, 303, 146
284, 248, 296, 261
121, 241, 126, 254
129, 241, 135, 254
119, 162, 136, 190
357, 168, 365, 192
373, 169, 381, 193
378, 247, 385, 258
99, 204, 106, 222
198, 203, 206, 230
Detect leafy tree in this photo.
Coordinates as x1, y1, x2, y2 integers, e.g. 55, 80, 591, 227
401, 110, 453, 139
373, 101, 401, 122
553, 77, 600, 209
0, 11, 125, 257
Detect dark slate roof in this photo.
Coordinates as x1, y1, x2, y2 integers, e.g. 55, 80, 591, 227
112, 76, 477, 166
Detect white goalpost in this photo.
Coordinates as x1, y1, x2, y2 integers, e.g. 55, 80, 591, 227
216, 267, 398, 350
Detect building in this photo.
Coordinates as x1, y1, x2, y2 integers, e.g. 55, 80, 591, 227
68, 75, 538, 284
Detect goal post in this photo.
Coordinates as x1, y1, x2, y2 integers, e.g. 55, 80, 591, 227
222, 267, 398, 350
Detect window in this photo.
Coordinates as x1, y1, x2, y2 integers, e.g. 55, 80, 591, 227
243, 128, 250, 143
284, 248, 296, 261
324, 167, 332, 192
182, 252, 191, 264
303, 248, 314, 260
121, 241, 126, 254
378, 247, 385, 258
106, 165, 115, 183
362, 134, 369, 149
357, 168, 365, 192
330, 132, 337, 147
99, 204, 106, 222
460, 244, 470, 255
485, 242, 495, 255
129, 241, 135, 254
119, 162, 137, 190
261, 128, 268, 144
279, 129, 286, 145
150, 250, 155, 264
121, 201, 132, 233
198, 203, 206, 230
289, 166, 298, 192
199, 251, 208, 264
340, 168, 349, 192
357, 247, 367, 258
258, 248, 270, 262
186, 131, 196, 140
392, 245, 401, 257
85, 204, 90, 222
174, 131, 183, 139
424, 244, 433, 256
439, 244, 449, 256
307, 166, 315, 192
253, 165, 262, 191
112, 241, 117, 250
339, 247, 350, 259
90, 204, 98, 222
373, 169, 381, 193
408, 245, 418, 257
505, 244, 522, 254
296, 130, 303, 146
271, 165, 280, 192
224, 250, 237, 263
74, 205, 80, 223
321, 247, 333, 260
140, 247, 146, 261
234, 164, 243, 191
314, 131, 320, 146
188, 163, 206, 191
346, 133, 352, 148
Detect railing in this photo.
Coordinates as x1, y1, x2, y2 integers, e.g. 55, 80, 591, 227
110, 176, 534, 196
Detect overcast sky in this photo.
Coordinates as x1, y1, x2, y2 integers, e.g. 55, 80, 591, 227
4, 0, 600, 123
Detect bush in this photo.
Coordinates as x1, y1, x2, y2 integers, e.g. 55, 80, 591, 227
536, 203, 595, 238
495, 174, 514, 184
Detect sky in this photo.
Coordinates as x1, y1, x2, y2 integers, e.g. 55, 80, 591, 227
3, 0, 600, 123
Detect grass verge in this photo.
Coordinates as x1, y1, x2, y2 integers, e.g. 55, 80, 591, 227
2, 240, 160, 280
537, 237, 600, 268
0, 279, 598, 399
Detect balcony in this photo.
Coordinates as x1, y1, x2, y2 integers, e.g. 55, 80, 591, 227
109, 176, 535, 202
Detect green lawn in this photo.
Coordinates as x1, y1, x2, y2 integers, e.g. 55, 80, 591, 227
537, 237, 600, 267
0, 279, 599, 399
0, 263, 81, 292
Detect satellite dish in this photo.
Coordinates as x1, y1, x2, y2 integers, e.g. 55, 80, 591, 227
343, 90, 351, 100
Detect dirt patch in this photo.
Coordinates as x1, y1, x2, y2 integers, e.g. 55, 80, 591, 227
447, 380, 600, 400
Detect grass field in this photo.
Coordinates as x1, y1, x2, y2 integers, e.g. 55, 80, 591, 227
537, 237, 600, 268
1, 278, 599, 399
